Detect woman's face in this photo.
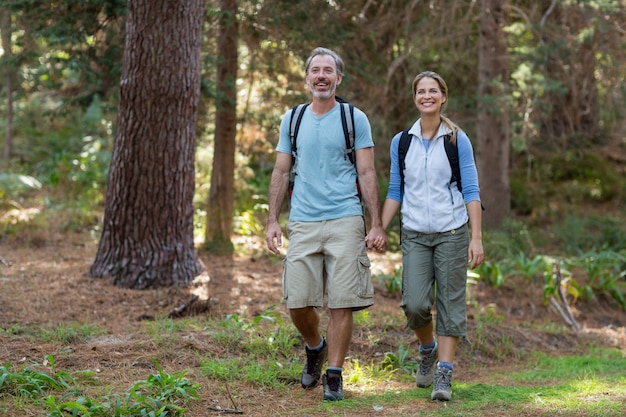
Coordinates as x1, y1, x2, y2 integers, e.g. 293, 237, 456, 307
414, 77, 446, 116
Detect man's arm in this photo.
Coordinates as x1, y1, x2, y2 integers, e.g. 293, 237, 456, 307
265, 152, 292, 254
355, 147, 387, 251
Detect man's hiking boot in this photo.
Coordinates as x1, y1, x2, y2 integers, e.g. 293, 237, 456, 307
322, 370, 344, 401
415, 342, 438, 388
431, 366, 453, 401
301, 338, 327, 389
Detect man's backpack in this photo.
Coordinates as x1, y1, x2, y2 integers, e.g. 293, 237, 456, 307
397, 128, 461, 195
288, 97, 359, 198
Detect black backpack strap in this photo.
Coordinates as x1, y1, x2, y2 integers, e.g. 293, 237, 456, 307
443, 134, 462, 192
289, 103, 309, 158
288, 104, 309, 199
339, 102, 356, 164
398, 129, 412, 195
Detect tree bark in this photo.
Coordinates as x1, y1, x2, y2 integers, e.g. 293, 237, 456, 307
1, 8, 13, 160
206, 0, 238, 252
477, 0, 511, 229
89, 0, 205, 289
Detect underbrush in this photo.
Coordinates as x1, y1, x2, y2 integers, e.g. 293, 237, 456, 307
1, 306, 625, 417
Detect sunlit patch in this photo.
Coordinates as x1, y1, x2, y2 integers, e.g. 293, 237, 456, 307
0, 207, 41, 224
191, 271, 211, 300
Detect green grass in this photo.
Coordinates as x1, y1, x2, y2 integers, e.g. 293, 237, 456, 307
514, 348, 626, 382
304, 349, 626, 417
0, 322, 107, 345
2, 312, 625, 416
39, 322, 107, 345
0, 356, 198, 417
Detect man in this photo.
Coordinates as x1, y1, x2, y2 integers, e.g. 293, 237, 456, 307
265, 47, 386, 401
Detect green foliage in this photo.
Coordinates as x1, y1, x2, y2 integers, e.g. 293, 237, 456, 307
7, 0, 125, 104
203, 237, 235, 254
380, 344, 417, 374
506, 253, 553, 283
476, 209, 626, 308
200, 307, 302, 388
541, 262, 578, 306
374, 266, 402, 295
547, 152, 623, 204
482, 219, 539, 260
0, 201, 101, 246
44, 395, 108, 417
0, 93, 112, 246
474, 260, 505, 288
344, 358, 397, 387
38, 322, 107, 345
554, 214, 626, 254
571, 249, 626, 309
15, 96, 112, 202
1, 322, 107, 345
0, 355, 79, 399
1, 355, 198, 417
515, 348, 626, 383
509, 149, 626, 224
145, 318, 192, 349
128, 361, 199, 405
385, 226, 402, 254
220, 305, 285, 331
200, 354, 299, 389
0, 173, 42, 204
214, 307, 300, 355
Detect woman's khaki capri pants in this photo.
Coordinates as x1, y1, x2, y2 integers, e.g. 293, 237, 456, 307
401, 223, 469, 337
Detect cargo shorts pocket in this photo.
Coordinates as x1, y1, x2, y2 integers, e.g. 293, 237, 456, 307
357, 255, 374, 298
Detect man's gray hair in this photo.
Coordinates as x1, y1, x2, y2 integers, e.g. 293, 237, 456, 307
305, 47, 344, 75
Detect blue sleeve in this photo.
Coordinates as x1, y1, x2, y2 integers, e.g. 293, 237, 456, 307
354, 107, 374, 150
457, 131, 481, 203
385, 131, 403, 202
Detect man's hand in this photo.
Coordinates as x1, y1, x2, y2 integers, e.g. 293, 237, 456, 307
265, 222, 283, 254
365, 225, 387, 253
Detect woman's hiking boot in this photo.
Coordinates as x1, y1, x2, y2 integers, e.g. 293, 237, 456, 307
415, 342, 438, 388
431, 365, 453, 401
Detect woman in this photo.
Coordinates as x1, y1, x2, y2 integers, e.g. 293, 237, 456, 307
379, 71, 484, 401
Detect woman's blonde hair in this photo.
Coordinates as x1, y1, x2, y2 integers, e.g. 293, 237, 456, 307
412, 71, 459, 144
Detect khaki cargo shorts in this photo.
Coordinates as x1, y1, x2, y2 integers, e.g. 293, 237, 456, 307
283, 216, 374, 310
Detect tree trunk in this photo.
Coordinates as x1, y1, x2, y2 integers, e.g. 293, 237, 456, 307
477, 0, 511, 229
206, 0, 238, 252
89, 0, 205, 289
1, 8, 13, 160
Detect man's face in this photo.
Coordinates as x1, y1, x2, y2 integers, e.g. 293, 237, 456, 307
305, 54, 342, 100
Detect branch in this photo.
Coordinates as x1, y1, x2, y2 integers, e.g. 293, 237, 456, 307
167, 294, 211, 318
207, 382, 243, 414
207, 405, 243, 414
550, 264, 580, 332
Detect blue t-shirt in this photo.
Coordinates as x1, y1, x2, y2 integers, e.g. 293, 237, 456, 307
277, 102, 374, 221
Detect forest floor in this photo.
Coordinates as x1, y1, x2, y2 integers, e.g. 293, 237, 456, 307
0, 233, 625, 416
